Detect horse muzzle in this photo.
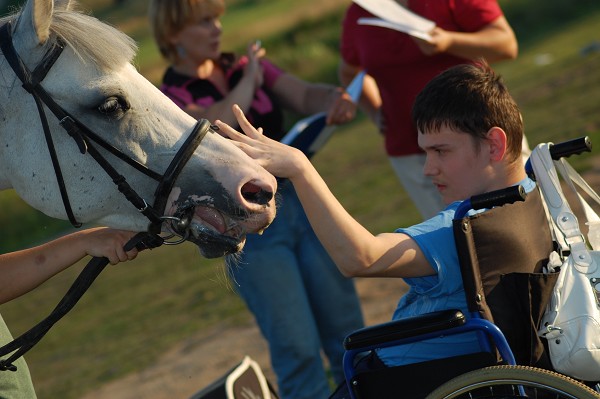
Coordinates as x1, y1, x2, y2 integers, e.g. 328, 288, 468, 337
164, 198, 274, 258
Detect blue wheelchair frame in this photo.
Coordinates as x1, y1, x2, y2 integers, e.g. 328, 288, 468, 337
342, 191, 521, 399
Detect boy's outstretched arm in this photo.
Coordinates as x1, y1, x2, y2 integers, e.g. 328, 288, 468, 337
216, 105, 434, 279
0, 228, 139, 304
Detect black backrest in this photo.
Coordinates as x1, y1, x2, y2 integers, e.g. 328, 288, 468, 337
453, 187, 558, 368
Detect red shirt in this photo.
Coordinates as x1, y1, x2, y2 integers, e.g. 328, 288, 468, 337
340, 0, 503, 156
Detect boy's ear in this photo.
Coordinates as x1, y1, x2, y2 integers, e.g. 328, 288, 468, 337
486, 127, 507, 162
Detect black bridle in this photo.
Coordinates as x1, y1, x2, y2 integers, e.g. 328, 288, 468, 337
0, 22, 209, 238
0, 22, 213, 370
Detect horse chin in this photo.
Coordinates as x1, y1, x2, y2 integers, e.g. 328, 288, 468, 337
188, 229, 246, 259
169, 204, 248, 258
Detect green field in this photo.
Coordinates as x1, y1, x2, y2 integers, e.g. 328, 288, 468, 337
1, 0, 600, 398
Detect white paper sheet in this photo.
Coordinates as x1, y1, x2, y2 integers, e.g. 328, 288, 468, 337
358, 17, 432, 41
353, 0, 435, 40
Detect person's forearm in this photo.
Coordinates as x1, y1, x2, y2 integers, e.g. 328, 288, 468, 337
271, 74, 335, 115
291, 163, 434, 278
0, 234, 89, 304
300, 83, 339, 115
440, 16, 518, 62
445, 31, 517, 62
184, 76, 257, 125
286, 155, 385, 277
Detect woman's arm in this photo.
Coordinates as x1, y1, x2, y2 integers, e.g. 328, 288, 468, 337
338, 60, 383, 130
270, 73, 357, 125
0, 228, 138, 304
181, 42, 266, 126
414, 16, 518, 62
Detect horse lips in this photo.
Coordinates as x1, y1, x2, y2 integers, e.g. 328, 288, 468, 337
164, 189, 246, 257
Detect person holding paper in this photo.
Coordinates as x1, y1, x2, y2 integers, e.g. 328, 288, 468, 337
339, 0, 520, 220
148, 1, 364, 398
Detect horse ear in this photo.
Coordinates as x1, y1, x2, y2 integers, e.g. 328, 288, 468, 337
15, 0, 54, 45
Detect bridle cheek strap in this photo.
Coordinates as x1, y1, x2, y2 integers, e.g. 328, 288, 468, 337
151, 119, 210, 233
0, 24, 83, 226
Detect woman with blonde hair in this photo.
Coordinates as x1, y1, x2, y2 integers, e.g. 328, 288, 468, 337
148, 1, 365, 398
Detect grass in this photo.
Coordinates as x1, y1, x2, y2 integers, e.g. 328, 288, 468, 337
0, 191, 72, 253
494, 8, 600, 170
1, 0, 600, 398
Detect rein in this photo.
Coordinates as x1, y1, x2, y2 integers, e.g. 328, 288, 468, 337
0, 22, 211, 370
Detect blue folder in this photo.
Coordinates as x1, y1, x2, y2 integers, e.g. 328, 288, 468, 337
280, 71, 365, 158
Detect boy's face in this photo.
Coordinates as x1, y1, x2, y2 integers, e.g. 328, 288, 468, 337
418, 126, 495, 205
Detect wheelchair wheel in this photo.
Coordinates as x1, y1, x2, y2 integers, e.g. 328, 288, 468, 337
425, 365, 600, 399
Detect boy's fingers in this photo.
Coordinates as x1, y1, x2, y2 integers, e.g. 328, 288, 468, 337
215, 120, 247, 141
232, 105, 263, 139
215, 106, 266, 147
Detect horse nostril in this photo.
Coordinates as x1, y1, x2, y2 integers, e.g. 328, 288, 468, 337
241, 182, 274, 205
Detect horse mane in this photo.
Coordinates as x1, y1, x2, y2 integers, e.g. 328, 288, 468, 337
0, 1, 137, 71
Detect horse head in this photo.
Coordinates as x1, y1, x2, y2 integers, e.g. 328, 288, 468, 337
0, 0, 277, 258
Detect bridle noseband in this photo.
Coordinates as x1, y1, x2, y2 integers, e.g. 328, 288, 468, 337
0, 22, 208, 241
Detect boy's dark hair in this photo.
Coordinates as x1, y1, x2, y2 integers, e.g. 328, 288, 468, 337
412, 61, 523, 162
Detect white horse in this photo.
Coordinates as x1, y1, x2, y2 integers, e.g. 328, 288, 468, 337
0, 0, 277, 258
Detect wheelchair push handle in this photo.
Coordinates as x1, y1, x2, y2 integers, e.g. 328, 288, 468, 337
456, 185, 526, 218
526, 136, 592, 178
470, 185, 527, 211
549, 136, 592, 159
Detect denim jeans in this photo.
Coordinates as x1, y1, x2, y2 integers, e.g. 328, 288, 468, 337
227, 182, 364, 399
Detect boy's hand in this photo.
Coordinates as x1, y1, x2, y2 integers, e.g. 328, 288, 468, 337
216, 104, 308, 180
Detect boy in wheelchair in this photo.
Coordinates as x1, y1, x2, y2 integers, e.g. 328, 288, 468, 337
216, 62, 591, 398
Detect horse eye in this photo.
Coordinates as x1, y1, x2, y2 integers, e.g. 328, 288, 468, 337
98, 96, 130, 116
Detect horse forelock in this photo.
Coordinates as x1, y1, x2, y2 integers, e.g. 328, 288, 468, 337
0, 1, 137, 72
52, 10, 137, 71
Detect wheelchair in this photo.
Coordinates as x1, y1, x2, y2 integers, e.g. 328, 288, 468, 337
341, 137, 600, 399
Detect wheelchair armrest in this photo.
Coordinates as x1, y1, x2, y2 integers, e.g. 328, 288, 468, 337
344, 309, 466, 350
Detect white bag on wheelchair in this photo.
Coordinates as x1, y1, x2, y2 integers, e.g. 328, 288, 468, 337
532, 143, 600, 382
541, 246, 600, 382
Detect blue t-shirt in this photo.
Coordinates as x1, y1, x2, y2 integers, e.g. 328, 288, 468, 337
377, 177, 536, 367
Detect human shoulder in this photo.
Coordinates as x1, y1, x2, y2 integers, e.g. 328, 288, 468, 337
396, 204, 459, 236
161, 66, 194, 86
346, 2, 371, 18
450, 0, 504, 30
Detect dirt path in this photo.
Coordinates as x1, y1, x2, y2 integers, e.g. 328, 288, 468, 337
82, 278, 408, 399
